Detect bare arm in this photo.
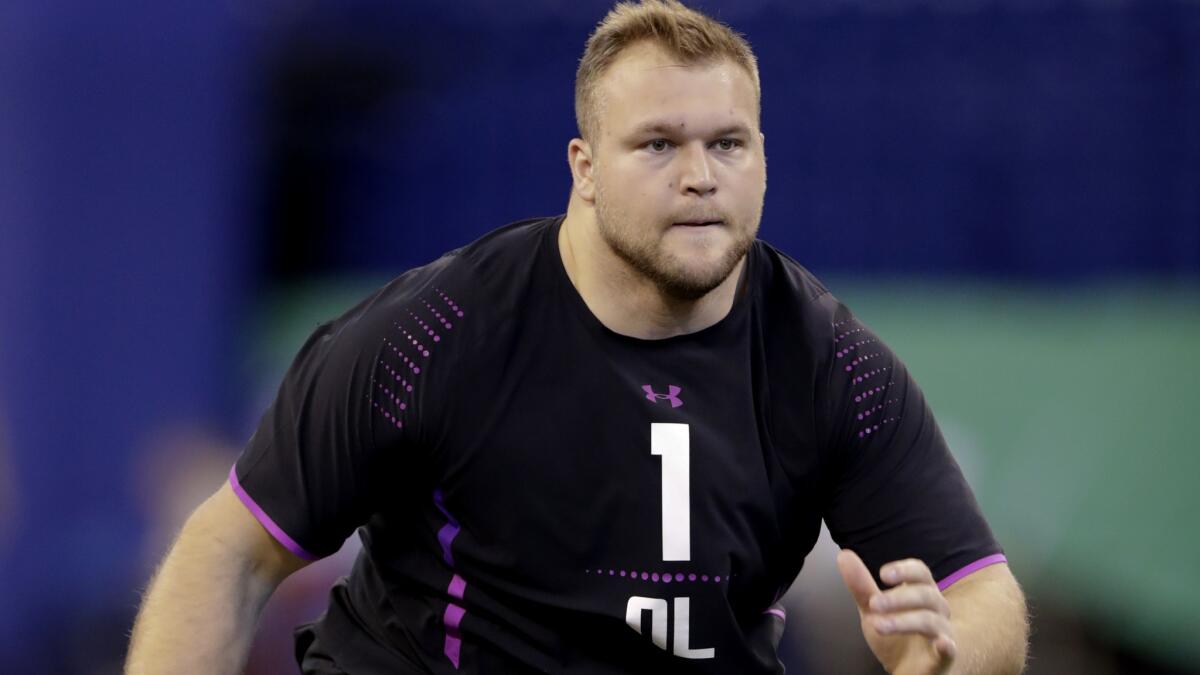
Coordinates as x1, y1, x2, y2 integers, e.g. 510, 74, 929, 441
125, 482, 310, 675
941, 562, 1028, 674
838, 550, 1028, 675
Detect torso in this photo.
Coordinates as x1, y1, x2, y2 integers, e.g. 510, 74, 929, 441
339, 216, 830, 673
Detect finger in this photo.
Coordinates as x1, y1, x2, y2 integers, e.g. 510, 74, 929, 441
868, 583, 950, 617
879, 558, 935, 587
872, 608, 952, 642
934, 634, 959, 662
836, 549, 880, 612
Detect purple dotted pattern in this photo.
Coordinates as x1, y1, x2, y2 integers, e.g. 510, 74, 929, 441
408, 310, 442, 343
371, 290, 466, 431
850, 366, 892, 387
852, 382, 893, 404
856, 399, 896, 421
372, 401, 403, 429
835, 338, 878, 360
384, 337, 422, 375
835, 317, 902, 440
381, 362, 414, 393
833, 327, 866, 344
858, 415, 902, 439
584, 568, 733, 584
843, 351, 883, 373
394, 321, 432, 358
422, 300, 456, 331
437, 288, 466, 318
377, 382, 409, 411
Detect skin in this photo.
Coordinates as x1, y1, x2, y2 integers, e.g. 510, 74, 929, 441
838, 550, 1028, 675
561, 41, 766, 339
126, 483, 310, 674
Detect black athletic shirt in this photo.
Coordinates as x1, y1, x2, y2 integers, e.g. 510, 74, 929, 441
232, 215, 1004, 674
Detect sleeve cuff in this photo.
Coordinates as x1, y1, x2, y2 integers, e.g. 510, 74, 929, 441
228, 465, 320, 561
936, 553, 1007, 591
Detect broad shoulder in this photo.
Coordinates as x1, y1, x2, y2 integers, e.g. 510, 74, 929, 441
335, 216, 557, 338
749, 238, 849, 344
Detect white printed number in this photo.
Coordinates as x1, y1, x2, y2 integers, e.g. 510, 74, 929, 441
624, 423, 715, 660
651, 423, 690, 561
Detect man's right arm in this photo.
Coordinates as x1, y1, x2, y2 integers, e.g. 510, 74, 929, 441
125, 481, 311, 675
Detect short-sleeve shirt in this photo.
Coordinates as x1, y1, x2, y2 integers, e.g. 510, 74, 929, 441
232, 215, 1003, 674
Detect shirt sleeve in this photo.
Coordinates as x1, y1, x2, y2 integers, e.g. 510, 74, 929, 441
818, 298, 1004, 589
231, 290, 411, 560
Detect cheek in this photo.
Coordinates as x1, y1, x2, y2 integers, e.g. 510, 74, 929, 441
598, 163, 670, 218
731, 168, 767, 202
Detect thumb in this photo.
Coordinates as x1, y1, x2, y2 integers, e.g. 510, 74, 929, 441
836, 548, 880, 612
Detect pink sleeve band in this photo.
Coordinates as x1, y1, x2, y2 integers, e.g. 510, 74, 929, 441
228, 465, 320, 561
936, 553, 1007, 591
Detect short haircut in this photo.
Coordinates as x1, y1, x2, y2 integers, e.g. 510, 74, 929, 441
574, 0, 761, 143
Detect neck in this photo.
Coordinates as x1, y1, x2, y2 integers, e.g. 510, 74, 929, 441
558, 194, 745, 340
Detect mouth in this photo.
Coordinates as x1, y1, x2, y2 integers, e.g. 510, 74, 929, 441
672, 219, 724, 227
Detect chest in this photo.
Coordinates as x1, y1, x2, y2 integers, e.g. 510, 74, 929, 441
423, 325, 786, 595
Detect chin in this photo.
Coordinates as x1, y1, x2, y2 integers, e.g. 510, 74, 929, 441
651, 255, 742, 301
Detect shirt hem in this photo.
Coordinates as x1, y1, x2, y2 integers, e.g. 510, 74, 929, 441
936, 553, 1007, 591
228, 464, 320, 561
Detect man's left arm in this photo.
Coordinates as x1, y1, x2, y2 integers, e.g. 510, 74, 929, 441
838, 549, 1028, 675
942, 561, 1028, 674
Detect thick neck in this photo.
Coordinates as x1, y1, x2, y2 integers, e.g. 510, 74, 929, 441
557, 193, 745, 340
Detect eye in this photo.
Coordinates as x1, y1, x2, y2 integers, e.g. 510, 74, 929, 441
713, 138, 742, 151
646, 138, 672, 153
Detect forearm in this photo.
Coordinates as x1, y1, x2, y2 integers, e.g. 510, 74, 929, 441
943, 565, 1029, 675
126, 489, 294, 674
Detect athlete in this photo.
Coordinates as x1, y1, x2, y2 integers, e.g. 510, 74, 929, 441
126, 2, 1028, 673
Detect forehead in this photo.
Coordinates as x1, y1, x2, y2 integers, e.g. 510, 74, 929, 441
595, 42, 758, 135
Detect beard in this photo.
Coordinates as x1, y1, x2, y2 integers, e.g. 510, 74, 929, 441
594, 186, 758, 302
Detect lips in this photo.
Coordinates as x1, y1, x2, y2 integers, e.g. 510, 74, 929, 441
672, 220, 723, 227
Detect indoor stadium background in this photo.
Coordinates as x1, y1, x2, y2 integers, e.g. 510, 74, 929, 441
1, 0, 1197, 673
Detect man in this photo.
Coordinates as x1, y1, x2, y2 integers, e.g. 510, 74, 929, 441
126, 1, 1028, 673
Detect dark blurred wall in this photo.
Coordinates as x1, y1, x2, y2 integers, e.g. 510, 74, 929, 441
251, 0, 1200, 281
0, 0, 1197, 670
0, 0, 251, 667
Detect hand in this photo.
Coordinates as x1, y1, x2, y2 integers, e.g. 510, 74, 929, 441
836, 549, 957, 675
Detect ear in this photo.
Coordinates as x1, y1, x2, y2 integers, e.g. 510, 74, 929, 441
568, 137, 597, 203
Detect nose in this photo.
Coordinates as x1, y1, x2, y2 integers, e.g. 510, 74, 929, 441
678, 144, 716, 196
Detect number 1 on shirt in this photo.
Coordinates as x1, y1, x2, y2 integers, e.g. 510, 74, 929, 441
651, 423, 690, 562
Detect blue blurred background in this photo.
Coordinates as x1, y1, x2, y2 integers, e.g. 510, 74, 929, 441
1, 0, 1197, 672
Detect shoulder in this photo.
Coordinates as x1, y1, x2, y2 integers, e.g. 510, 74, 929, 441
748, 238, 849, 346
451, 215, 557, 283
269, 217, 554, 394
750, 239, 831, 303
334, 216, 557, 338
287, 216, 556, 442
746, 239, 880, 443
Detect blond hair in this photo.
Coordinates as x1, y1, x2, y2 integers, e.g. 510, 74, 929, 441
574, 0, 760, 142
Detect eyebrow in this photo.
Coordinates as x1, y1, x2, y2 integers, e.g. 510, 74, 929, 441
629, 121, 753, 138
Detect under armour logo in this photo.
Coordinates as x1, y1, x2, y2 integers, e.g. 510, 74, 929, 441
642, 384, 683, 408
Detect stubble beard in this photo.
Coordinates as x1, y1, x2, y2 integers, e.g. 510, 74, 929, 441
594, 186, 757, 302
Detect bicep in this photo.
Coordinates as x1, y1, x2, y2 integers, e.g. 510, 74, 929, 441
943, 562, 1026, 622
944, 562, 1030, 671
188, 482, 312, 585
